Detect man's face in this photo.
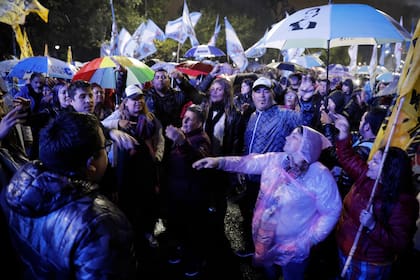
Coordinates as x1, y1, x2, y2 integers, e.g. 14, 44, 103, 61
152, 71, 170, 92
71, 88, 94, 113
252, 87, 274, 111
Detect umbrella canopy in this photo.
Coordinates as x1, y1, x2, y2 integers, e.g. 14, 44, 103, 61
7, 56, 77, 80
184, 45, 225, 59
175, 60, 214, 77
260, 3, 410, 50
73, 56, 155, 88
290, 55, 324, 68
0, 58, 19, 75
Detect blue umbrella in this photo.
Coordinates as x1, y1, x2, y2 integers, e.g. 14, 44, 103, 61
184, 44, 225, 58
8, 56, 77, 80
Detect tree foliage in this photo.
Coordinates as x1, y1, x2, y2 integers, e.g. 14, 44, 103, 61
1, 0, 398, 65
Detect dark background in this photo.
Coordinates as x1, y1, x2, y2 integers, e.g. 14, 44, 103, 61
0, 0, 419, 64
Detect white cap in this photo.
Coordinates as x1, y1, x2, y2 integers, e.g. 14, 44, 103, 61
252, 77, 273, 90
124, 85, 143, 99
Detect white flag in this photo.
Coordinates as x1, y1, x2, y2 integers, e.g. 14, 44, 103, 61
369, 44, 378, 91
208, 15, 221, 47
394, 16, 403, 72
145, 19, 166, 41
165, 12, 201, 44
379, 43, 391, 66
182, 0, 199, 47
348, 44, 358, 74
123, 22, 146, 57
117, 27, 132, 56
245, 29, 268, 58
225, 17, 248, 72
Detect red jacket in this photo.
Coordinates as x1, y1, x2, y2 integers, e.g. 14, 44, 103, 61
335, 137, 419, 263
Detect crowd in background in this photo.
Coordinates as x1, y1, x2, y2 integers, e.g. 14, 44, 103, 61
0, 60, 419, 280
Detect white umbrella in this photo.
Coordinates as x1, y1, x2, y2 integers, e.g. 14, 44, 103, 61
290, 55, 324, 68
258, 3, 410, 80
261, 3, 410, 50
0, 58, 19, 75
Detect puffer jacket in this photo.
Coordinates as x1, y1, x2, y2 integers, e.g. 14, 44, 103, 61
335, 137, 419, 263
0, 161, 137, 279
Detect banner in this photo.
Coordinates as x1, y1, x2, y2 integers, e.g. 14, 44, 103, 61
224, 17, 248, 72
347, 44, 358, 74
0, 0, 48, 26
14, 25, 33, 58
165, 12, 201, 44
208, 15, 221, 47
369, 19, 420, 163
181, 0, 199, 47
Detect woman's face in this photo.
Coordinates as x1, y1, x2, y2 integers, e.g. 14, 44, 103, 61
92, 86, 105, 105
125, 96, 145, 117
241, 82, 251, 94
367, 150, 383, 180
209, 81, 225, 102
58, 85, 71, 108
284, 91, 297, 107
327, 98, 336, 113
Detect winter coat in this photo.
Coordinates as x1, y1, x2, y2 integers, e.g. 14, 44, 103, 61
335, 137, 419, 263
0, 161, 137, 279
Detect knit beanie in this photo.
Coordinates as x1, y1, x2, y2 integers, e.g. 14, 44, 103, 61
328, 90, 346, 113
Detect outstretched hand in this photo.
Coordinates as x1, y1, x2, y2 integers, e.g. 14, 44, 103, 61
192, 157, 219, 170
0, 106, 28, 140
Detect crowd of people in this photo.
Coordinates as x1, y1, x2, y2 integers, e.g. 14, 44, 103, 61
0, 59, 419, 280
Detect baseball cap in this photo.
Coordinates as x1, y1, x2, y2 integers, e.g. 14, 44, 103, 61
252, 77, 273, 90
124, 85, 143, 99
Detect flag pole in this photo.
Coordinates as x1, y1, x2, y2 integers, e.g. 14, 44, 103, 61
176, 42, 181, 63
340, 96, 405, 277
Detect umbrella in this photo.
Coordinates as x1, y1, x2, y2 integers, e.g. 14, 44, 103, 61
357, 65, 389, 76
376, 71, 394, 83
175, 60, 214, 77
150, 61, 178, 73
260, 4, 410, 50
7, 56, 77, 80
184, 44, 225, 59
257, 4, 410, 80
0, 58, 19, 75
266, 61, 306, 73
73, 56, 155, 88
290, 55, 324, 68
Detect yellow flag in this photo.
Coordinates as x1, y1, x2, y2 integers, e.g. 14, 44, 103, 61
0, 0, 48, 26
369, 19, 420, 159
67, 46, 73, 65
25, 0, 49, 23
44, 43, 49, 56
0, 1, 26, 25
13, 25, 33, 58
